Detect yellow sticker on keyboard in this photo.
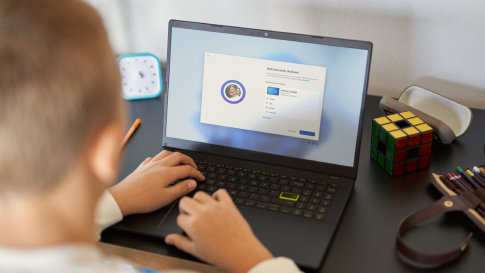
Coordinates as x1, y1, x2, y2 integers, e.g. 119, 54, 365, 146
279, 192, 299, 201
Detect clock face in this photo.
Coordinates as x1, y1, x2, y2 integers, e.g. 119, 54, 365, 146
118, 53, 162, 100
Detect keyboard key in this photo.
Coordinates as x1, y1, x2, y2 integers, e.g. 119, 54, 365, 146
235, 198, 246, 205
238, 171, 247, 178
269, 190, 280, 197
321, 200, 332, 206
280, 206, 292, 214
296, 202, 306, 209
317, 206, 328, 213
208, 173, 217, 179
268, 177, 279, 183
206, 179, 216, 185
257, 188, 269, 195
218, 174, 228, 181
279, 178, 289, 185
302, 190, 312, 196
270, 184, 280, 190
316, 185, 326, 191
239, 178, 249, 185
281, 186, 291, 192
303, 211, 314, 218
217, 168, 226, 174
256, 202, 268, 209
260, 195, 271, 202
227, 183, 237, 189
306, 204, 316, 211
249, 193, 260, 200
228, 176, 238, 183
248, 186, 258, 193
245, 200, 256, 207
291, 181, 305, 188
269, 204, 280, 211
248, 173, 258, 179
216, 181, 226, 187
271, 198, 295, 207
249, 180, 258, 187
292, 209, 303, 216
238, 192, 249, 198
228, 190, 237, 197
310, 197, 320, 204
260, 182, 269, 188
227, 169, 236, 176
313, 191, 323, 198
315, 213, 325, 220
324, 193, 335, 200
305, 183, 315, 190
299, 196, 309, 203
326, 187, 337, 193
237, 184, 248, 191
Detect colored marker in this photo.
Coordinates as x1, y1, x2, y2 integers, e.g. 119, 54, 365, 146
473, 166, 485, 179
471, 167, 485, 184
440, 175, 457, 192
456, 166, 479, 189
465, 169, 485, 188
447, 173, 469, 192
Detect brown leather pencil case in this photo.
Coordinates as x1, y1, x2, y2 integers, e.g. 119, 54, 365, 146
395, 165, 485, 267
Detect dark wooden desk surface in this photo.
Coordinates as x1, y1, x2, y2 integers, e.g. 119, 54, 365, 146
102, 94, 485, 272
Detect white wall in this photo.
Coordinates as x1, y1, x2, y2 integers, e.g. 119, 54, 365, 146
90, 0, 485, 109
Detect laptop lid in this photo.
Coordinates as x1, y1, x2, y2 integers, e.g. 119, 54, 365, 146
163, 20, 372, 178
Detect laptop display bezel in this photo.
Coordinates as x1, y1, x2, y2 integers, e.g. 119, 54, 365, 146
162, 20, 372, 179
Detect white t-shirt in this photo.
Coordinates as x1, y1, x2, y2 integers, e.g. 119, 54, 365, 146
0, 192, 303, 273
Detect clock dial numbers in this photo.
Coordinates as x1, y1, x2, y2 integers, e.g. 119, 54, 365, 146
118, 54, 162, 100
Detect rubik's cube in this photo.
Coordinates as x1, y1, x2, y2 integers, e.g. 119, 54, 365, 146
371, 111, 433, 176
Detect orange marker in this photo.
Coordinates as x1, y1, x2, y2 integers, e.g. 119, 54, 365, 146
121, 118, 141, 150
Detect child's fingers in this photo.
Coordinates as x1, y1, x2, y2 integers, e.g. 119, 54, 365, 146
162, 152, 197, 168
168, 165, 205, 182
164, 234, 197, 256
192, 191, 213, 203
213, 188, 232, 203
165, 179, 198, 203
152, 150, 172, 161
140, 157, 152, 166
179, 191, 200, 215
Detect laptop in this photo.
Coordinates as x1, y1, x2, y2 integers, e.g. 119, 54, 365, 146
113, 20, 372, 270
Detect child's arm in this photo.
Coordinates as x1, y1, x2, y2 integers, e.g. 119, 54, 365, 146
165, 189, 303, 273
108, 150, 204, 216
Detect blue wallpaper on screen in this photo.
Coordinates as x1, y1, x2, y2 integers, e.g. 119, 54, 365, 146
166, 28, 368, 167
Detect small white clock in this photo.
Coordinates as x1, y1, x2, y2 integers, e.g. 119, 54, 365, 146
118, 53, 163, 100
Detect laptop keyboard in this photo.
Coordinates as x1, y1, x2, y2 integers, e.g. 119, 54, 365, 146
193, 160, 339, 221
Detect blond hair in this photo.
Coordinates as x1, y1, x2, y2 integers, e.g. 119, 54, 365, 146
0, 0, 122, 195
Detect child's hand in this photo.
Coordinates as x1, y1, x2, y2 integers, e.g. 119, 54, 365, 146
165, 189, 274, 273
108, 150, 204, 216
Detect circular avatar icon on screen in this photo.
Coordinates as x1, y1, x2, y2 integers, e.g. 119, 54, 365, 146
221, 80, 245, 104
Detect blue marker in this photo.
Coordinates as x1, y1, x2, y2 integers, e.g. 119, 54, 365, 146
456, 166, 479, 189
471, 167, 485, 184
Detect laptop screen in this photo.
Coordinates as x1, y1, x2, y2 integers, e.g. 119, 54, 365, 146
165, 21, 371, 169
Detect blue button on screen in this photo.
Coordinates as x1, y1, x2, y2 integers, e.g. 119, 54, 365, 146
267, 87, 280, 95
299, 130, 316, 136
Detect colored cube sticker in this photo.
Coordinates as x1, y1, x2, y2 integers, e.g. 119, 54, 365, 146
370, 111, 433, 176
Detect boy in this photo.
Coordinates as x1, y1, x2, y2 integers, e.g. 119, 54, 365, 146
0, 1, 302, 272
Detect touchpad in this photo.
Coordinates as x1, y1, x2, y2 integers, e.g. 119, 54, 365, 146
156, 202, 183, 237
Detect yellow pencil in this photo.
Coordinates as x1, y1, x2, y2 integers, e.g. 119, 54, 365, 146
121, 118, 141, 150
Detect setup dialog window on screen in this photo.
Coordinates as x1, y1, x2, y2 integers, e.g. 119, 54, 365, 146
200, 52, 326, 141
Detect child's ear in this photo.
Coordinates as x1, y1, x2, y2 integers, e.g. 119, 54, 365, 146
86, 122, 123, 188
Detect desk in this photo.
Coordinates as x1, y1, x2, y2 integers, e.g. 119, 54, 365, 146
102, 95, 485, 272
